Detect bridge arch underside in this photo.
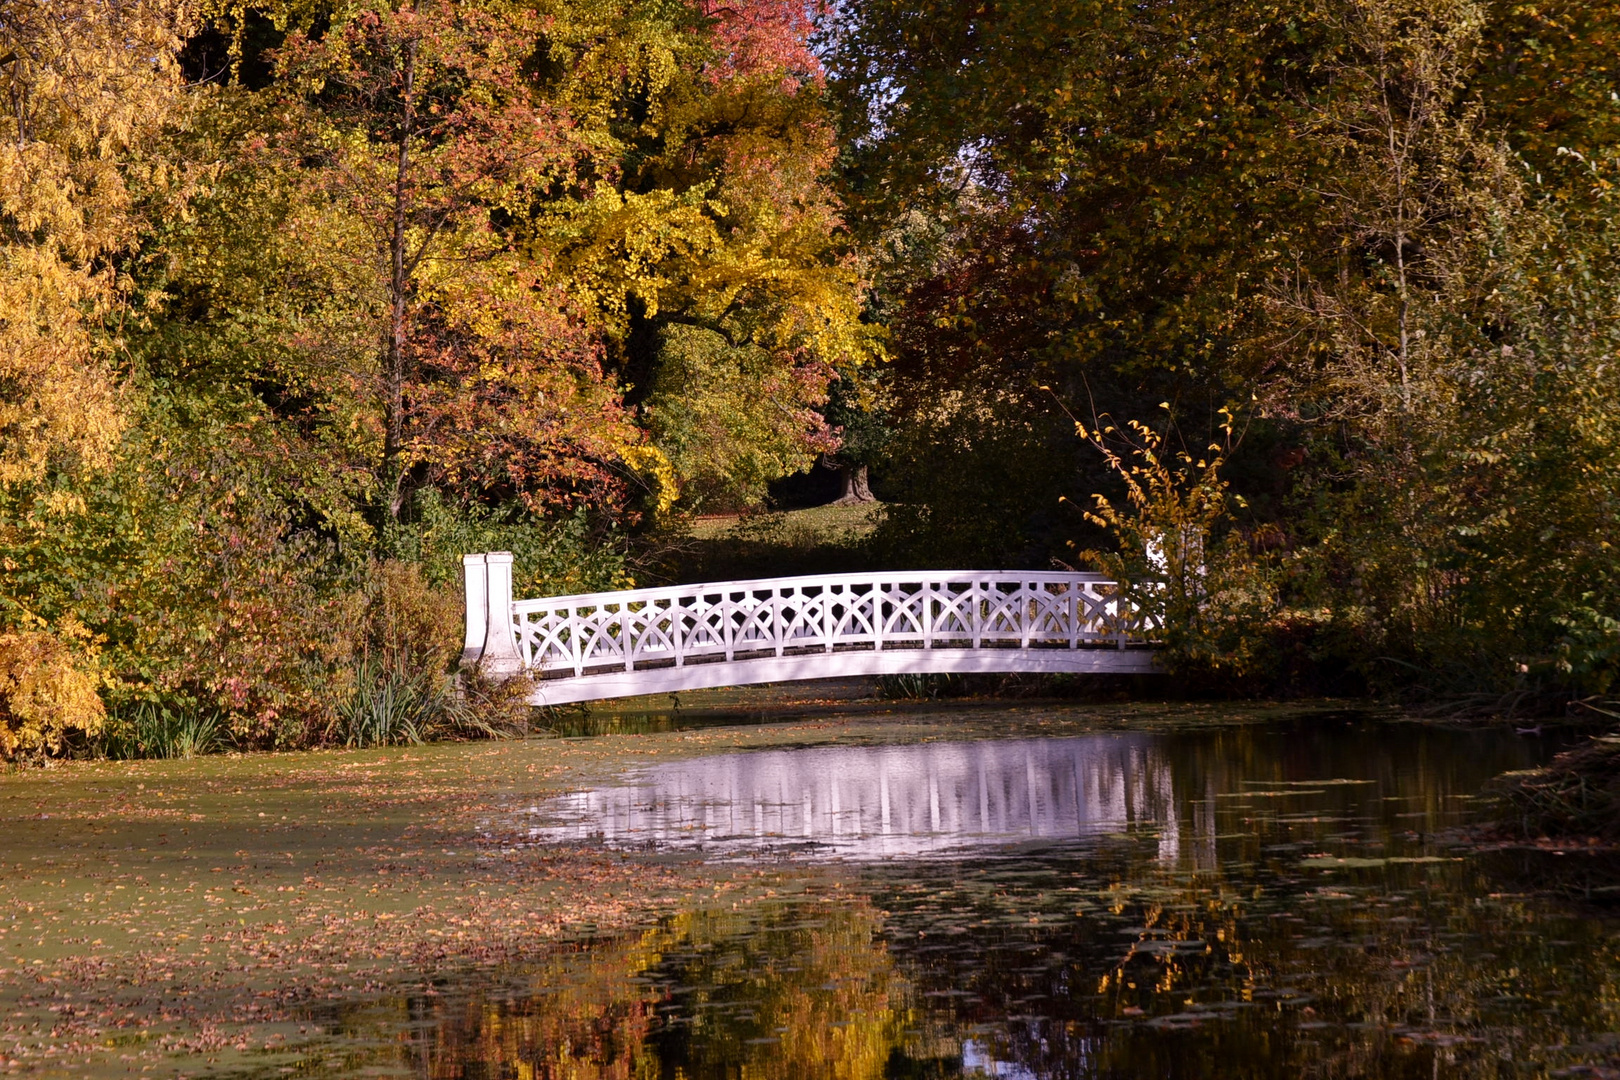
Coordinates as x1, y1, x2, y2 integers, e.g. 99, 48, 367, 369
524, 646, 1157, 707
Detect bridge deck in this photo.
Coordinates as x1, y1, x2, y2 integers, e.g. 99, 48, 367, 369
461, 557, 1159, 706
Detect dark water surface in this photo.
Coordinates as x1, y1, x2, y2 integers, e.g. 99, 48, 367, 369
309, 714, 1620, 1078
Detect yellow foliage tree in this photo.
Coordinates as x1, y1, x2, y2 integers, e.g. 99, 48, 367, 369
0, 621, 104, 761
0, 0, 189, 485
0, 0, 187, 757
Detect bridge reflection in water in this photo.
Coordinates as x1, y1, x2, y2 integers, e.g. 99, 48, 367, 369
530, 735, 1216, 862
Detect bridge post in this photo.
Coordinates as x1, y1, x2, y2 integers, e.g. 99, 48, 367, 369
1068, 583, 1081, 651
461, 553, 488, 667
479, 551, 525, 676
621, 599, 633, 672
922, 582, 933, 651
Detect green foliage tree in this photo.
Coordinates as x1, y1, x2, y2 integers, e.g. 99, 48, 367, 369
642, 324, 839, 510
831, 0, 1620, 698
518, 0, 883, 511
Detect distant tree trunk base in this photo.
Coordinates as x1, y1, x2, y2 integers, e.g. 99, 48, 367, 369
831, 463, 875, 505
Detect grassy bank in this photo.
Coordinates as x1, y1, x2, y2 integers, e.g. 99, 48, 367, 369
664, 502, 886, 583
0, 730, 764, 1076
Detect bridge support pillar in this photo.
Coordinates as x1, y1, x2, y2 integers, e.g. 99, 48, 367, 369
482, 552, 525, 676
463, 551, 525, 677
460, 554, 488, 667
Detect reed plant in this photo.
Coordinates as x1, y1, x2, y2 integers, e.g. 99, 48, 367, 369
101, 703, 225, 759
335, 659, 448, 747
336, 657, 537, 748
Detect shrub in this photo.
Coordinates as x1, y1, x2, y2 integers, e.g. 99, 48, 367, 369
0, 622, 105, 761
335, 560, 538, 746
356, 559, 463, 676
457, 666, 539, 739
1075, 410, 1283, 688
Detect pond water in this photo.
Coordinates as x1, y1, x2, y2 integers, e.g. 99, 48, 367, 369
304, 712, 1620, 1079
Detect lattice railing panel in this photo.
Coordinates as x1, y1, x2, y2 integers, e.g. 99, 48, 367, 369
506, 571, 1155, 677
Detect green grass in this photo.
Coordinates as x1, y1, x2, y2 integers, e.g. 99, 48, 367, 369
687, 501, 885, 543
675, 502, 886, 582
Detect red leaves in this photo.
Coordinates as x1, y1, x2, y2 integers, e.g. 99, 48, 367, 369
404, 279, 637, 512
697, 0, 826, 89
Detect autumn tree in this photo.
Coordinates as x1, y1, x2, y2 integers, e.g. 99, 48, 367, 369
184, 0, 876, 521
268, 0, 646, 522
522, 0, 880, 511
0, 0, 193, 756
0, 0, 188, 485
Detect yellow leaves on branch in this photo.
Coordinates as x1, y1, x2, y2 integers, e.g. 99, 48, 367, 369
615, 443, 680, 514
1076, 417, 1230, 589
0, 245, 123, 484
0, 619, 105, 761
543, 184, 720, 325
0, 0, 188, 485
549, 182, 880, 371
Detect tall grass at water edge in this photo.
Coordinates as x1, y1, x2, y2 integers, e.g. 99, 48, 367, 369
336, 658, 537, 747
337, 660, 451, 747
101, 704, 225, 759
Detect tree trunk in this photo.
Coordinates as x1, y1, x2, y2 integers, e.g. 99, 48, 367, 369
832, 462, 874, 505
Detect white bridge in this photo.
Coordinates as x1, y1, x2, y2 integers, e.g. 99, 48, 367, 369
461, 553, 1159, 706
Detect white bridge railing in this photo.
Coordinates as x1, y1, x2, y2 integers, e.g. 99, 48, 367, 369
461, 554, 1159, 706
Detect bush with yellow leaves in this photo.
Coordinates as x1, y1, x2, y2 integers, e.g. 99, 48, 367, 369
0, 621, 105, 762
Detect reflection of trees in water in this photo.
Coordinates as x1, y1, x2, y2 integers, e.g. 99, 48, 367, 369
316, 864, 1620, 1079
323, 869, 1620, 1079
420, 932, 663, 1079
329, 894, 916, 1079
873, 854, 1620, 1078
637, 900, 911, 1079
319, 724, 1597, 1078
1154, 719, 1552, 837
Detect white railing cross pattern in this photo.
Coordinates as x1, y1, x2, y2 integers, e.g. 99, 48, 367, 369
462, 554, 1159, 705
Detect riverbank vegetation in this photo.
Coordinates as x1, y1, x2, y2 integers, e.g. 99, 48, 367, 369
2, 0, 1619, 760
1489, 732, 1620, 840
0, 0, 872, 759
832, 0, 1620, 711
